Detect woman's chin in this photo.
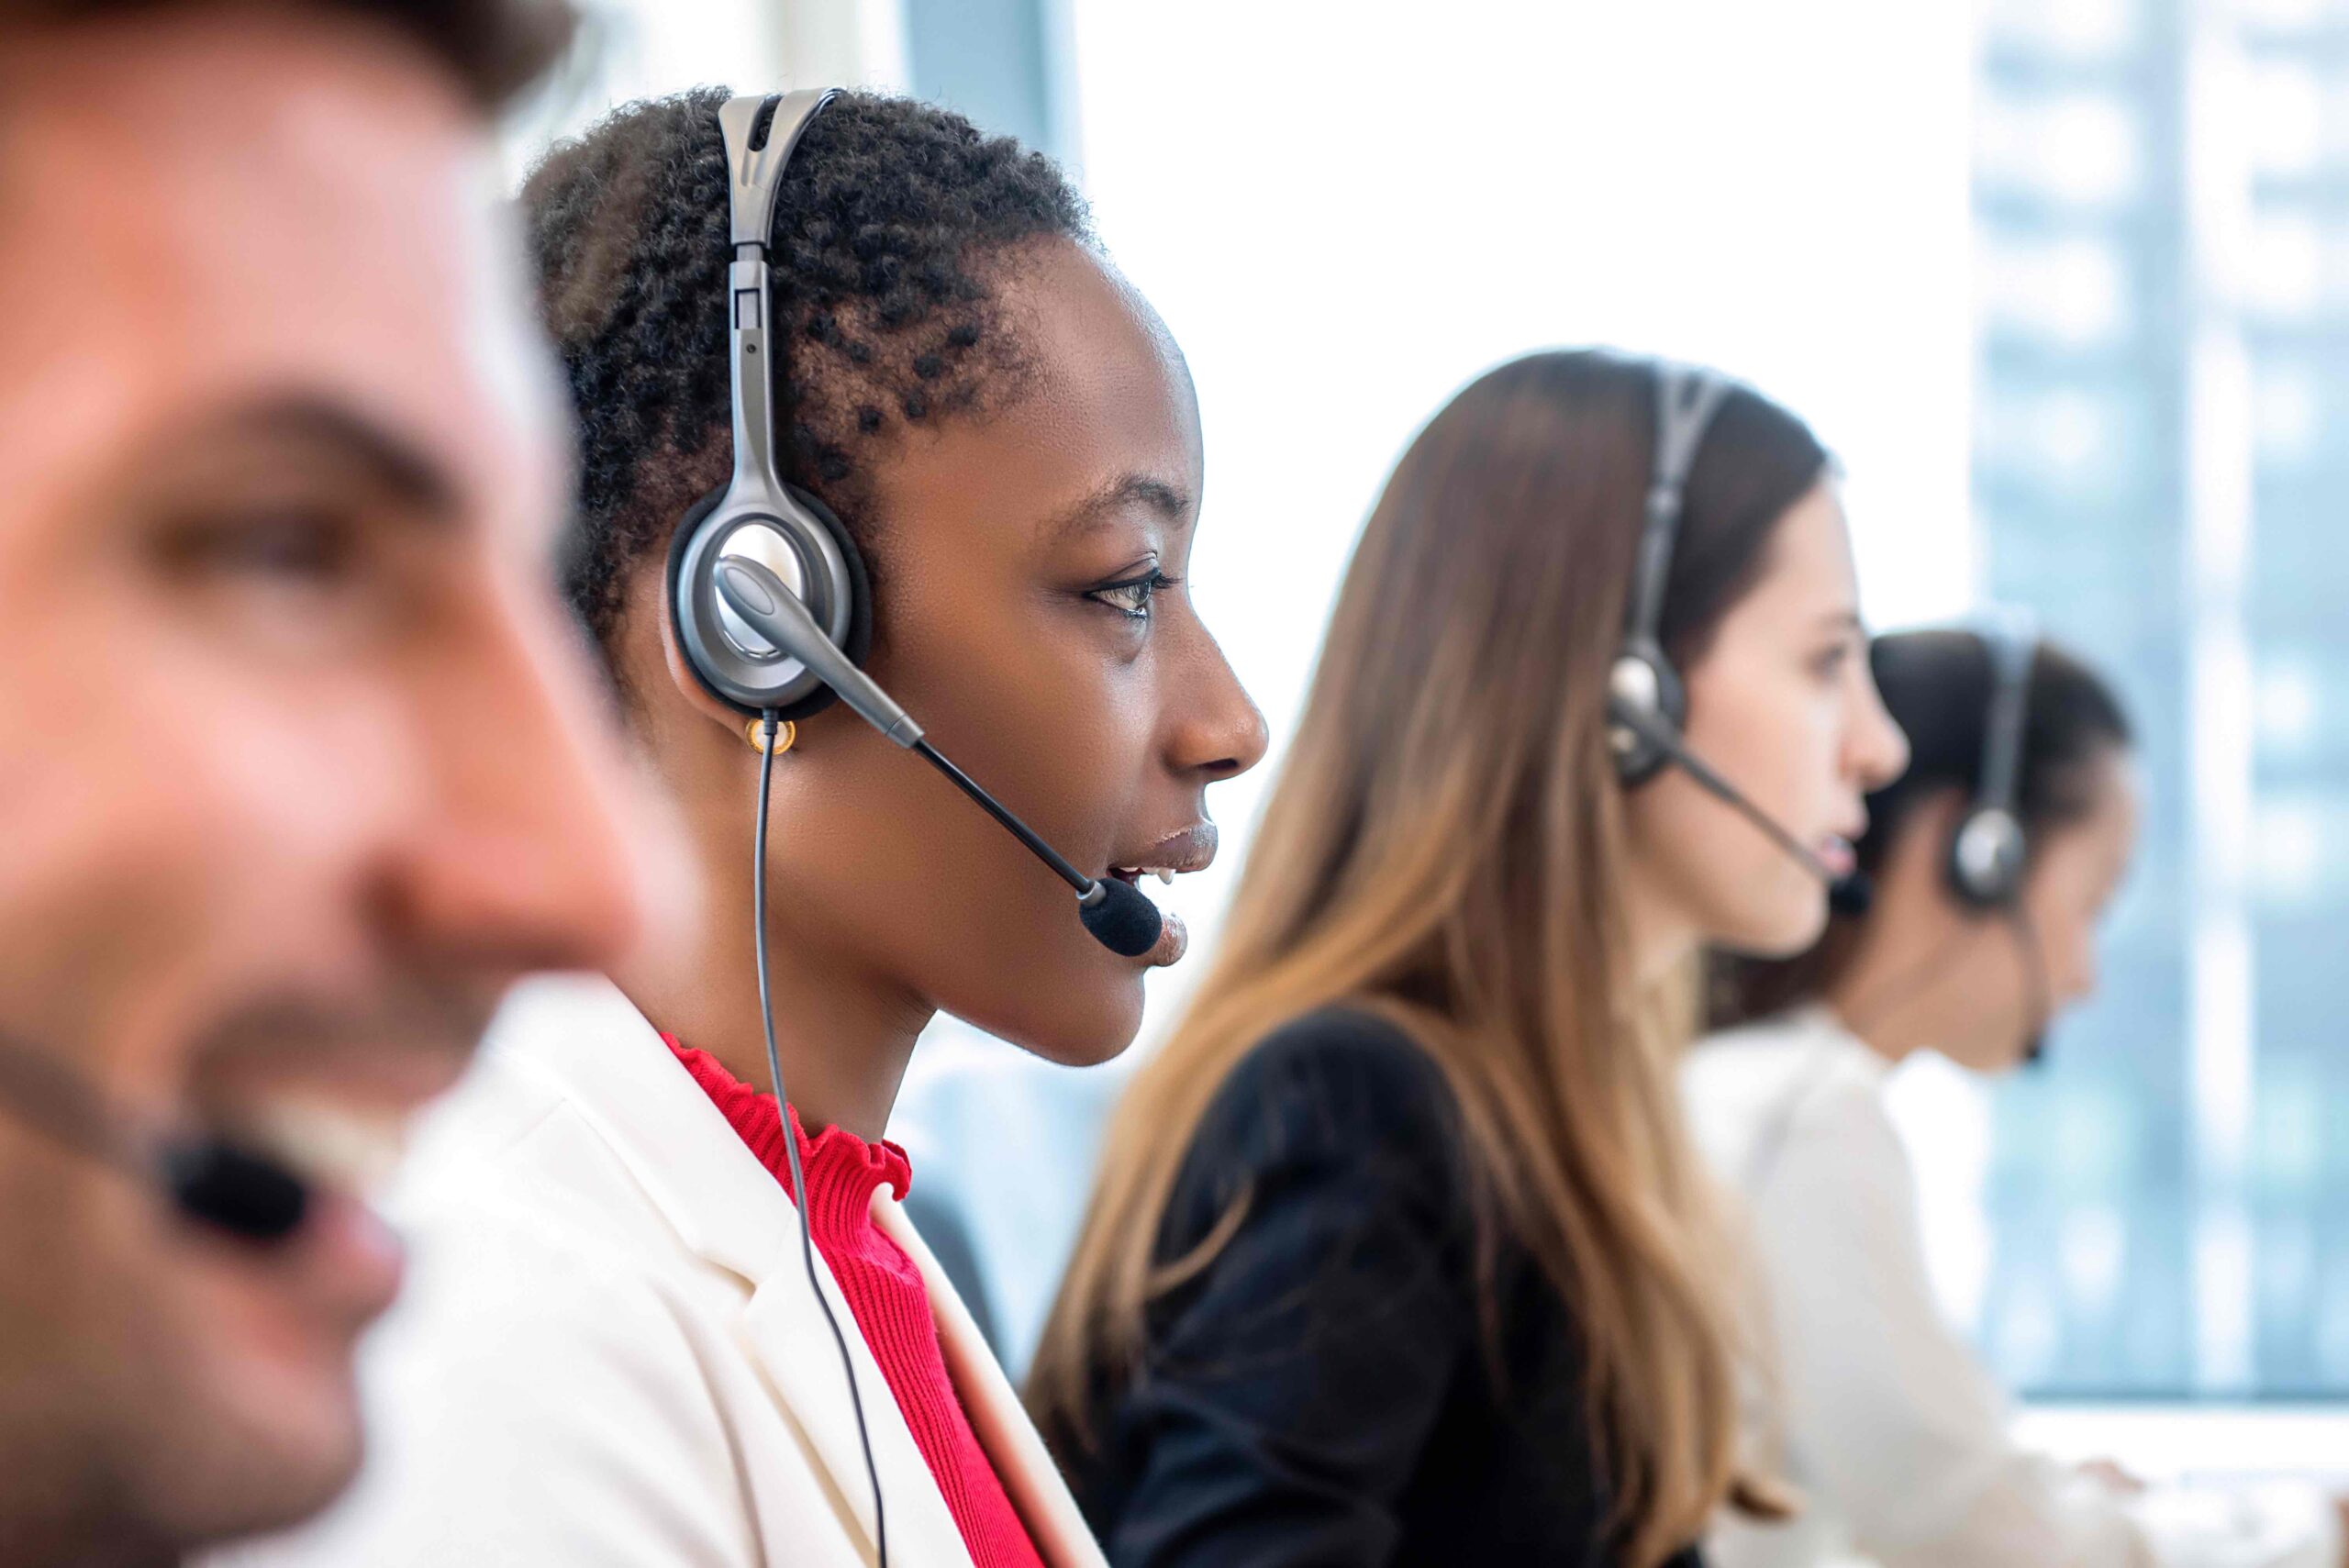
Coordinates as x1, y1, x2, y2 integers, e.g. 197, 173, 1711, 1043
951, 973, 1146, 1068
1022, 1031, 1140, 1070
1713, 886, 1830, 961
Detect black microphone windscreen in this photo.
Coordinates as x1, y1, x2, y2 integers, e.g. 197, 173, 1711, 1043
163, 1139, 309, 1243
1080, 877, 1163, 958
1829, 873, 1874, 919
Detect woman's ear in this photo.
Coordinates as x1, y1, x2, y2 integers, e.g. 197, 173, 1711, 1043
1880, 785, 1971, 915
605, 554, 745, 749
656, 597, 751, 733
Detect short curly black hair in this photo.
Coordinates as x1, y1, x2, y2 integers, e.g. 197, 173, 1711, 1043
522, 87, 1093, 651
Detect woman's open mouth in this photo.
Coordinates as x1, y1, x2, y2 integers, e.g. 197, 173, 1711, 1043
1101, 824, 1217, 966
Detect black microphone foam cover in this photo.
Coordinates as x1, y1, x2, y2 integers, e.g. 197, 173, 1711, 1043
1829, 873, 1875, 919
163, 1139, 309, 1243
1080, 876, 1163, 958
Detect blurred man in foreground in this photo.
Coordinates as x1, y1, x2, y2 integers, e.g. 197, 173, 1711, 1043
0, 2, 657, 1562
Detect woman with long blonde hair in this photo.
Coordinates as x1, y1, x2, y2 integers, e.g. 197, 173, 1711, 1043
1030, 350, 1909, 1566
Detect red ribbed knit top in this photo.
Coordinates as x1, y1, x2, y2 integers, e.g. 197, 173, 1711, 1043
665, 1040, 1045, 1568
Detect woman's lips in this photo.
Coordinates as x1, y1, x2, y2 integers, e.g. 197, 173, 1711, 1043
1104, 820, 1213, 968
1110, 822, 1218, 881
1142, 907, 1189, 968
1816, 836, 1859, 881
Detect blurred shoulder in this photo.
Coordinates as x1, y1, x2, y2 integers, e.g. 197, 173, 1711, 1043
1181, 1005, 1471, 1196
1684, 1005, 1899, 1192
1219, 1004, 1455, 1123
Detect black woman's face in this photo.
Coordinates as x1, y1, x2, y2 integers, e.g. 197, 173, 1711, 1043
667, 239, 1267, 1062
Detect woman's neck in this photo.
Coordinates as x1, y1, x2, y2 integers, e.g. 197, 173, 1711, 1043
1623, 876, 1699, 989
615, 853, 932, 1141
1820, 925, 1948, 1069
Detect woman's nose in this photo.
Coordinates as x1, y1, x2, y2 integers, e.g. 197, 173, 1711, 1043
1168, 625, 1269, 782
1848, 664, 1910, 791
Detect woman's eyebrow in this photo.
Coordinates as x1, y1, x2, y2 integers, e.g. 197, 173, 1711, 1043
1037, 473, 1192, 544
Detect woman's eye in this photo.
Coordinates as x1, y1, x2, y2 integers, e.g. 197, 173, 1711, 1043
1088, 571, 1174, 621
1813, 639, 1856, 679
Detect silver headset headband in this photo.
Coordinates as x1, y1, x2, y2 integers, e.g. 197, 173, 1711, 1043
718, 90, 838, 507
1624, 363, 1734, 651
1975, 606, 2040, 822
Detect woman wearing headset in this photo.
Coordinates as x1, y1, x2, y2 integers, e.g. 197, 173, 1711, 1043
1030, 350, 1909, 1567
1689, 629, 2347, 1568
225, 90, 1264, 1568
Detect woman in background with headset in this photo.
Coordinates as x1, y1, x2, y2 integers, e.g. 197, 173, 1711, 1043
221, 88, 1263, 1568
1689, 628, 2349, 1568
1030, 350, 1909, 1567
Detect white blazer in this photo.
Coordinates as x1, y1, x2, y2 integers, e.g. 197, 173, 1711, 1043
215, 974, 1109, 1568
1683, 1006, 2338, 1568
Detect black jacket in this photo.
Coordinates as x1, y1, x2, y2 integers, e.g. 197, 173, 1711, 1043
1058, 1006, 1708, 1567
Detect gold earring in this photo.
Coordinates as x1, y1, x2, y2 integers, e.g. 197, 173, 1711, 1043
744, 717, 797, 756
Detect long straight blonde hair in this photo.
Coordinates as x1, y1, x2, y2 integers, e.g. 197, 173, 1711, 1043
1030, 350, 1825, 1568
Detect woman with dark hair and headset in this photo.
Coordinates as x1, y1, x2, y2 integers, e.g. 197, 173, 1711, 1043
221, 86, 1264, 1568
1689, 628, 2348, 1568
1030, 350, 1909, 1567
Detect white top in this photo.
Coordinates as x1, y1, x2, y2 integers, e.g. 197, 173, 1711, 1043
1683, 1006, 2339, 1568
208, 973, 1108, 1568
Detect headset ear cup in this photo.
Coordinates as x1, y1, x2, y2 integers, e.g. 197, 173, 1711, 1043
1947, 806, 2026, 909
1609, 643, 1687, 786
1946, 819, 1976, 904
662, 483, 874, 724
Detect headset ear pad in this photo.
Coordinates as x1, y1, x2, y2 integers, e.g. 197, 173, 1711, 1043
1608, 639, 1687, 787
1947, 805, 2027, 910
664, 482, 874, 723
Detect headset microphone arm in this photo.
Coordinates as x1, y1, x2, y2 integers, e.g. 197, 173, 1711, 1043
1608, 698, 1872, 915
2009, 903, 2054, 1064
0, 1032, 147, 1173
714, 557, 1165, 957
0, 1032, 308, 1241
1607, 700, 1830, 873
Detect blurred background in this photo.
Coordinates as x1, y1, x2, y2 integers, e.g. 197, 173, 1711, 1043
508, 0, 2349, 1473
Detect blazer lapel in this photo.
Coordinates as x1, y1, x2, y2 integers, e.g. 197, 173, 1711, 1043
877, 1203, 1109, 1568
489, 975, 972, 1568
741, 1237, 974, 1568
486, 973, 793, 1280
